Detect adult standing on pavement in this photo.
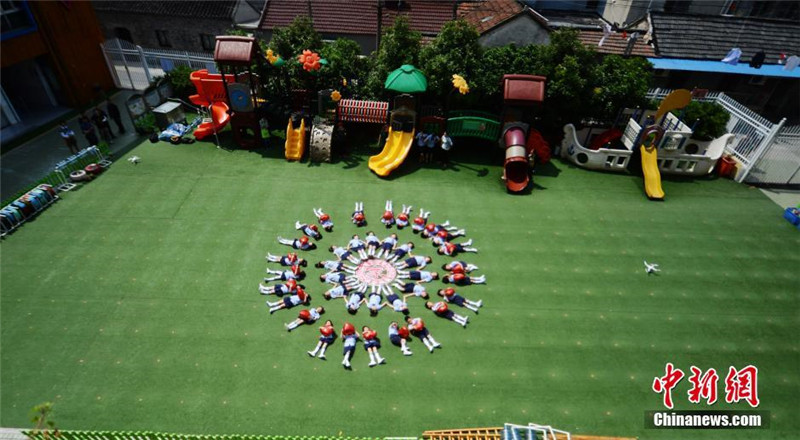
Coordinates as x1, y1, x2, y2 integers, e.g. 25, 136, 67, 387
106, 100, 125, 135
79, 114, 99, 147
92, 107, 114, 144
58, 121, 80, 154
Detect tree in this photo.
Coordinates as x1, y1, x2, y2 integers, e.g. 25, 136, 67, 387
269, 16, 323, 60
527, 29, 598, 131
473, 44, 541, 106
682, 101, 730, 140
225, 28, 249, 37
269, 16, 324, 91
365, 16, 422, 99
163, 64, 195, 102
29, 402, 59, 440
419, 20, 482, 101
589, 55, 653, 122
320, 38, 368, 95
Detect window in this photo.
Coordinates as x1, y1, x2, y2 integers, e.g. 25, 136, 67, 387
155, 30, 171, 47
0, 0, 36, 40
114, 27, 133, 43
721, 0, 799, 20
200, 33, 215, 51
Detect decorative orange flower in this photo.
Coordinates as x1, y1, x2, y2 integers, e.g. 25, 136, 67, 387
297, 49, 322, 72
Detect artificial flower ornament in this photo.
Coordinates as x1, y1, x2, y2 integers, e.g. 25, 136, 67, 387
452, 74, 470, 95
331, 90, 342, 102
265, 49, 281, 65
297, 50, 322, 72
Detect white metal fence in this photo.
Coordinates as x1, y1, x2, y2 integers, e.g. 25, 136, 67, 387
746, 125, 800, 185
100, 38, 216, 91
647, 88, 797, 185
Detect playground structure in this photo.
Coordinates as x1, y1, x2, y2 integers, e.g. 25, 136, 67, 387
366, 95, 416, 177
285, 117, 306, 161
446, 110, 501, 142
500, 74, 548, 193
189, 69, 233, 140
179, 37, 556, 189
210, 37, 264, 148
560, 89, 734, 199
185, 37, 270, 148
368, 108, 416, 177
444, 75, 548, 193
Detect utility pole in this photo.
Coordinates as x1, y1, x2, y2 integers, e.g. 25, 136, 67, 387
376, 0, 382, 52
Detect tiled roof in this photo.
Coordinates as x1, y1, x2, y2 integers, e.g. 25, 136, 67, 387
536, 9, 602, 29
457, 0, 524, 34
651, 12, 800, 63
92, 0, 237, 19
578, 30, 656, 57
259, 0, 456, 36
382, 0, 456, 35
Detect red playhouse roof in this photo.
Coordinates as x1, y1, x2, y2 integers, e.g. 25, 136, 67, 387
214, 36, 259, 66
502, 74, 546, 106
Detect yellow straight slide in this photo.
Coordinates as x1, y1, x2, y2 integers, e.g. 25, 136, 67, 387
285, 118, 306, 161
640, 145, 665, 200
368, 128, 415, 177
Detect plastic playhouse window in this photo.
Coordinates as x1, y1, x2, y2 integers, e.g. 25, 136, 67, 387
606, 156, 615, 166
686, 161, 696, 172
663, 159, 673, 169
617, 156, 626, 166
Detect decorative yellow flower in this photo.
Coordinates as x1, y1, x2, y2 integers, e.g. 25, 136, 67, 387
331, 90, 342, 102
452, 74, 469, 95
265, 49, 280, 65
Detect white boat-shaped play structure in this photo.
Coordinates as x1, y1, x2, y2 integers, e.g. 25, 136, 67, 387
560, 110, 733, 176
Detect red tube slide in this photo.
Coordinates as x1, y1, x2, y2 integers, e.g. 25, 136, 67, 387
504, 127, 529, 193
193, 102, 230, 140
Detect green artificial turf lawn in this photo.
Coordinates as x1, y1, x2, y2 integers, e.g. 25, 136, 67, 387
1, 136, 798, 439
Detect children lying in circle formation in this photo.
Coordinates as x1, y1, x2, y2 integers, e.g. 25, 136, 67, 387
258, 202, 486, 369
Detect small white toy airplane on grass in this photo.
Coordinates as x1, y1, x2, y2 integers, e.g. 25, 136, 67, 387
127, 156, 140, 164
644, 260, 660, 274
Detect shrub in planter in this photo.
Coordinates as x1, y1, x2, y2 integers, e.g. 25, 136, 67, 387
683, 101, 730, 141
164, 65, 195, 102
134, 113, 157, 135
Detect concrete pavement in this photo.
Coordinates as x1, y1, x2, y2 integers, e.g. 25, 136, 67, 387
1, 91, 144, 201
